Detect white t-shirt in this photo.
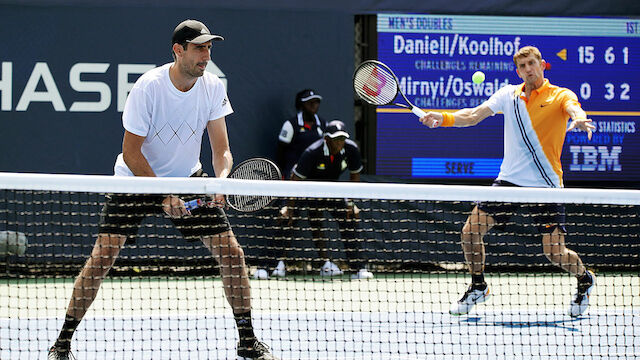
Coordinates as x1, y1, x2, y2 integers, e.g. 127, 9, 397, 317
114, 63, 233, 177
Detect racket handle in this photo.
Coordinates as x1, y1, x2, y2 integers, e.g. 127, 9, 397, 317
411, 106, 427, 118
184, 199, 201, 211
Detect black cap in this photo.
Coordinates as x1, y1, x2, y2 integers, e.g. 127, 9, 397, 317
325, 120, 349, 139
299, 89, 323, 102
172, 19, 224, 45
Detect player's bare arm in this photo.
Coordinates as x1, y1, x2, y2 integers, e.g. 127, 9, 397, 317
122, 130, 155, 177
208, 117, 233, 204
420, 104, 494, 129
565, 103, 595, 140
208, 117, 233, 177
122, 131, 187, 217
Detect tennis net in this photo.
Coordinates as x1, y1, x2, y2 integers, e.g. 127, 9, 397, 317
0, 172, 638, 359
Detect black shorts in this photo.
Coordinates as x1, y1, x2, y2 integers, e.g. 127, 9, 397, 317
476, 180, 566, 234
98, 193, 231, 243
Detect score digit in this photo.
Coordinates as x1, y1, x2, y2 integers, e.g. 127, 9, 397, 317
580, 82, 592, 100
605, 83, 615, 100
620, 83, 630, 100
605, 47, 615, 64
578, 45, 595, 64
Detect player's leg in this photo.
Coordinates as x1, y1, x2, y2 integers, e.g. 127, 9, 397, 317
49, 194, 144, 359
541, 228, 586, 275
461, 205, 494, 275
201, 230, 278, 359
202, 230, 251, 313
450, 205, 495, 316
48, 233, 127, 359
68, 233, 128, 318
538, 211, 595, 317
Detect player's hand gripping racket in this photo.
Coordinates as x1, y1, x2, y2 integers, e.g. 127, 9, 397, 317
353, 60, 427, 119
184, 158, 281, 212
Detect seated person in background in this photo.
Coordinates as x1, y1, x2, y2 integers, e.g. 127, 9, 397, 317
254, 89, 327, 279
274, 120, 373, 280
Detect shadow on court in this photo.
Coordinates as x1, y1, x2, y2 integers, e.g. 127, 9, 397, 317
461, 315, 583, 332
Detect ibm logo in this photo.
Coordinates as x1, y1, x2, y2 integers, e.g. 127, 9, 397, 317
569, 145, 622, 172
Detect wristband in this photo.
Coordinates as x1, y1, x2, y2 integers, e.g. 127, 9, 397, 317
441, 112, 455, 127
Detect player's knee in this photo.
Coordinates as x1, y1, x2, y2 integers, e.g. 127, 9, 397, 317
84, 256, 115, 279
461, 222, 476, 242
93, 234, 124, 256
543, 246, 563, 264
231, 246, 245, 262
91, 249, 120, 269
219, 245, 245, 265
94, 251, 118, 268
462, 223, 471, 235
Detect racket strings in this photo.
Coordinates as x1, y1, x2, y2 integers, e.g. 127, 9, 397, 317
227, 160, 281, 212
353, 63, 399, 105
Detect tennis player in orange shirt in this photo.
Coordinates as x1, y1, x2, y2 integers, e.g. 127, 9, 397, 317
420, 46, 596, 317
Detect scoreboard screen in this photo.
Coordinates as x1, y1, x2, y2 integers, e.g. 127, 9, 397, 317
375, 14, 640, 183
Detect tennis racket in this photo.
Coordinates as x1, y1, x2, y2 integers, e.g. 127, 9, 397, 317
353, 60, 427, 118
184, 158, 281, 212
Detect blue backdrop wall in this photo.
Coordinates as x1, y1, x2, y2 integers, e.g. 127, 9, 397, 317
0, 5, 354, 175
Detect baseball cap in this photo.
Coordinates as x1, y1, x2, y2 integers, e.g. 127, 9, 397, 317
325, 120, 350, 139
299, 89, 323, 102
172, 19, 224, 45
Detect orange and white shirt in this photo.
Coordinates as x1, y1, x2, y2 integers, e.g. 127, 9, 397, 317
484, 79, 581, 188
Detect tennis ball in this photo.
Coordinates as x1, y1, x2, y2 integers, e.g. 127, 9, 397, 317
472, 71, 485, 84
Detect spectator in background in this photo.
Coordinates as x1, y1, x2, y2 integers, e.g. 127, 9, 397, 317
275, 120, 373, 280
276, 89, 327, 179
253, 90, 327, 280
